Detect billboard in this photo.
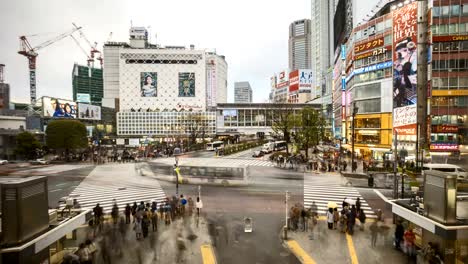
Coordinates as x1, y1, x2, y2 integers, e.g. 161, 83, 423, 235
78, 103, 101, 120
277, 70, 289, 88
43, 97, 77, 118
141, 72, 157, 97
393, 2, 418, 108
270, 76, 277, 89
76, 93, 91, 103
299, 69, 313, 88
178, 72, 195, 97
393, 105, 417, 128
354, 37, 384, 54
289, 70, 299, 92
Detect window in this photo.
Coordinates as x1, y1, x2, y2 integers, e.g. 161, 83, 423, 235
433, 6, 440, 17
384, 34, 392, 45
451, 5, 460, 16
464, 5, 468, 15
449, 23, 459, 34
441, 6, 449, 17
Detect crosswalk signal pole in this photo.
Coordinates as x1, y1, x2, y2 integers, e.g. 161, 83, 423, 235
284, 191, 290, 240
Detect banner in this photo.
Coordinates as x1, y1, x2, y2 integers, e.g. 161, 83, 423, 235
430, 144, 458, 151
141, 72, 157, 97
432, 125, 458, 133
394, 124, 417, 135
76, 93, 91, 103
393, 105, 417, 128
393, 2, 418, 108
78, 103, 101, 120
289, 70, 299, 92
43, 97, 77, 118
299, 69, 313, 88
178, 72, 195, 97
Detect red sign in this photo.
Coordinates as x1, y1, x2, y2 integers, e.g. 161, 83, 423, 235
289, 70, 299, 92
354, 37, 384, 53
393, 2, 417, 60
394, 124, 417, 135
432, 125, 458, 133
430, 144, 459, 151
433, 35, 468, 42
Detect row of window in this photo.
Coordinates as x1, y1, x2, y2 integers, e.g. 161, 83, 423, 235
432, 96, 468, 107
433, 5, 468, 18
347, 68, 392, 87
432, 23, 468, 35
354, 20, 392, 42
431, 115, 466, 125
432, 77, 468, 88
432, 59, 468, 71
432, 41, 468, 52
353, 50, 392, 68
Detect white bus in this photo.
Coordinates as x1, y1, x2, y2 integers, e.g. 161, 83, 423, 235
206, 141, 224, 151
273, 141, 287, 151
262, 141, 287, 153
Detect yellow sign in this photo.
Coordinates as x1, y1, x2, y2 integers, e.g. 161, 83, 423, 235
432, 89, 468, 96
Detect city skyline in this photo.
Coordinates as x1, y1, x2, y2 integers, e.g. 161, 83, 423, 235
0, 0, 310, 104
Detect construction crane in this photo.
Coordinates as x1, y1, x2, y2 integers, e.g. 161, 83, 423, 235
18, 26, 81, 109
72, 23, 103, 67
70, 34, 94, 68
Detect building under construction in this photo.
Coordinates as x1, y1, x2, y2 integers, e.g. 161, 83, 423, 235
72, 63, 103, 106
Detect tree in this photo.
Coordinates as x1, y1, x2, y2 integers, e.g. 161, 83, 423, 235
296, 107, 326, 158
271, 105, 299, 154
15, 132, 42, 160
46, 120, 88, 159
181, 113, 210, 145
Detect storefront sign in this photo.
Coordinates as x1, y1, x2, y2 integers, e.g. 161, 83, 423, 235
354, 37, 384, 53
289, 70, 299, 92
394, 124, 417, 135
354, 46, 391, 60
393, 105, 417, 128
432, 89, 468, 96
430, 144, 458, 151
433, 35, 468, 42
432, 125, 458, 133
354, 61, 393, 75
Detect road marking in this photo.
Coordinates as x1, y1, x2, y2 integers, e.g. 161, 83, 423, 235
286, 240, 316, 264
200, 244, 217, 264
50, 189, 63, 193
346, 233, 359, 264
55, 183, 68, 187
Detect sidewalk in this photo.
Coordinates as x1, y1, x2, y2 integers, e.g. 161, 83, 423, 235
66, 214, 214, 264
284, 218, 410, 264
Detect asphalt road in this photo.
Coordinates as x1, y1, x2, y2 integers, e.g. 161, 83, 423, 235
158, 165, 303, 264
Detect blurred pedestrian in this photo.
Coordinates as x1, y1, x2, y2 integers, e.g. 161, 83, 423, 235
85, 239, 97, 263
356, 198, 361, 215
111, 202, 119, 225
358, 209, 366, 231
327, 208, 334, 229
142, 213, 150, 238
309, 201, 318, 218
370, 221, 378, 247
404, 227, 416, 256
180, 195, 187, 216
131, 202, 138, 222
308, 211, 318, 240
196, 197, 203, 217
395, 221, 404, 250
333, 208, 339, 229
134, 218, 142, 240
125, 204, 131, 224
301, 207, 308, 231
77, 243, 91, 264
93, 203, 103, 231
347, 205, 357, 235
188, 197, 194, 216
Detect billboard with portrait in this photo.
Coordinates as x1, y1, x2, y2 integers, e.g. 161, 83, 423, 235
178, 72, 195, 97
78, 103, 101, 120
140, 72, 157, 97
393, 2, 418, 108
43, 97, 77, 118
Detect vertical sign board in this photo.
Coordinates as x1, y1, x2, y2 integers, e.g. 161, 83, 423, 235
289, 70, 299, 92
392, 2, 418, 135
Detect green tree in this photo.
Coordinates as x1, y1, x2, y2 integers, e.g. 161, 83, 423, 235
15, 131, 42, 160
181, 113, 210, 145
296, 107, 326, 158
46, 120, 88, 159
271, 105, 299, 154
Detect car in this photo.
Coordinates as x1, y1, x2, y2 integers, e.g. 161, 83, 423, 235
0, 160, 8, 165
422, 163, 467, 181
30, 159, 50, 165
252, 150, 264, 157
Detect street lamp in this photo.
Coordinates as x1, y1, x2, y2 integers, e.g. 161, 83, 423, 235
351, 102, 359, 173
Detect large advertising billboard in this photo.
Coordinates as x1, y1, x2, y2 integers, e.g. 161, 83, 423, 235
178, 72, 195, 97
393, 2, 418, 108
43, 97, 77, 118
299, 69, 313, 88
76, 93, 91, 103
289, 70, 299, 92
141, 72, 157, 97
78, 103, 101, 120
393, 104, 417, 135
277, 70, 289, 88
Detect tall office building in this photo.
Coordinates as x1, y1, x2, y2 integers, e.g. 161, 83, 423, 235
234, 82, 253, 103
288, 19, 311, 70
72, 63, 104, 106
0, 64, 10, 110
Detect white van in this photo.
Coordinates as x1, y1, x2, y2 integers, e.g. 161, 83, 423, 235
262, 142, 274, 153
422, 164, 467, 181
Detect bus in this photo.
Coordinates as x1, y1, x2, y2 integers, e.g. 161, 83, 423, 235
206, 141, 224, 151
273, 141, 287, 151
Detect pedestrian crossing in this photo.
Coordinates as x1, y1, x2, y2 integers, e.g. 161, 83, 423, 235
59, 163, 167, 213
60, 182, 167, 213
303, 175, 377, 218
152, 157, 274, 167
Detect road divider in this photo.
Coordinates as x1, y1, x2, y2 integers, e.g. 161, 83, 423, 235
200, 244, 217, 264
285, 240, 316, 264
346, 233, 359, 264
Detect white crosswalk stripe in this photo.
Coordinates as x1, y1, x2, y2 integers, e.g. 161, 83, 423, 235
304, 176, 377, 218
60, 182, 167, 213
153, 157, 274, 167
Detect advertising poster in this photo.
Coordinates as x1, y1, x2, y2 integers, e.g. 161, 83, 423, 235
76, 93, 91, 103
289, 70, 299, 92
277, 70, 289, 88
43, 97, 77, 118
140, 72, 157, 97
178, 72, 195, 97
78, 103, 101, 120
393, 105, 417, 135
299, 69, 313, 88
393, 2, 418, 108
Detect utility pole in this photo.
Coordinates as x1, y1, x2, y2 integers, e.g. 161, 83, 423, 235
393, 131, 399, 199
284, 190, 290, 240
416, 0, 429, 167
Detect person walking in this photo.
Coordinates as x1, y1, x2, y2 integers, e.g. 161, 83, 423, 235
85, 239, 97, 263
301, 207, 308, 231
395, 221, 404, 250
142, 213, 150, 238
131, 202, 138, 222
358, 209, 366, 231
196, 197, 203, 217
151, 206, 158, 232
370, 221, 378, 247
180, 195, 187, 217
308, 211, 318, 240
111, 202, 119, 225
333, 208, 339, 230
188, 197, 194, 216
326, 208, 334, 229
356, 198, 361, 216
125, 204, 131, 224
77, 243, 91, 264
93, 203, 103, 232
404, 227, 416, 257
309, 201, 318, 218
134, 218, 143, 240
347, 205, 357, 235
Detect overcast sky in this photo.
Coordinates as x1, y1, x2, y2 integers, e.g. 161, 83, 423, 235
0, 0, 311, 104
